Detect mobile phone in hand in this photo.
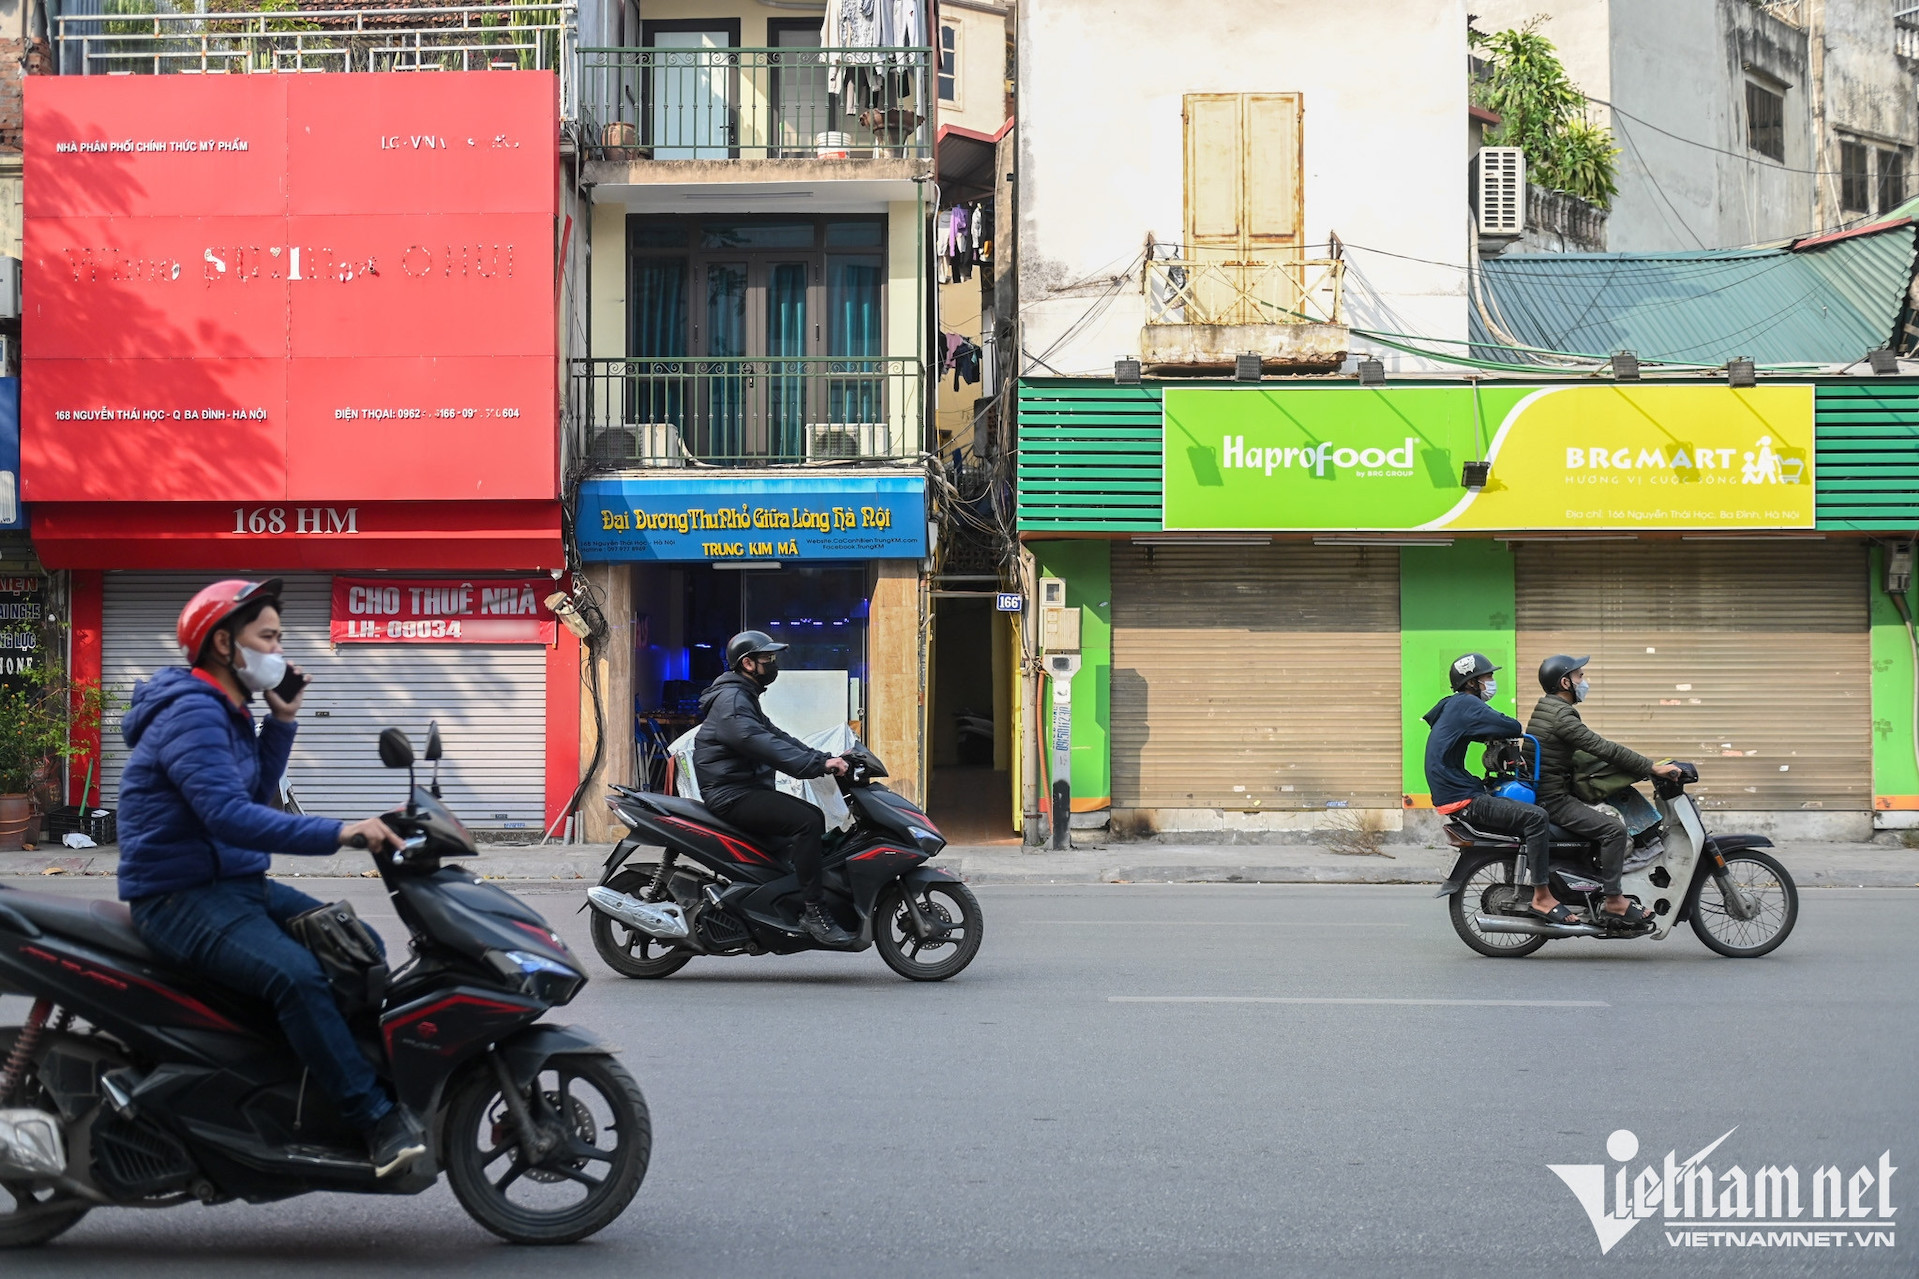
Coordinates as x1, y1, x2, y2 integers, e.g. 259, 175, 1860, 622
273, 666, 308, 702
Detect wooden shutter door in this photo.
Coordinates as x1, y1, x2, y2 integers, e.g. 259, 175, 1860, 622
1184, 94, 1244, 253
1243, 93, 1302, 255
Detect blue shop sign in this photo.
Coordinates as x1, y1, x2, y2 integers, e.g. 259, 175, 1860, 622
577, 475, 928, 562
0, 380, 20, 532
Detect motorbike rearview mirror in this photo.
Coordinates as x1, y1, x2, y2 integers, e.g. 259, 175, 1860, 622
425, 721, 444, 798
378, 728, 415, 770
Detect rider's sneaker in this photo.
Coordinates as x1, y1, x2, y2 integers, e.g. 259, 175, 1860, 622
367, 1105, 427, 1178
800, 901, 856, 948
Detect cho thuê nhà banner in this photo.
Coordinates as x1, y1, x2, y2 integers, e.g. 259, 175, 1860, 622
1162, 384, 1815, 531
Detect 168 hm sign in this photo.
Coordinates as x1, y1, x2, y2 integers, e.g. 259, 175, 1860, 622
232, 506, 358, 535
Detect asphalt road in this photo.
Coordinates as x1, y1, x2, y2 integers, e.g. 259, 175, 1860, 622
3, 879, 1914, 1278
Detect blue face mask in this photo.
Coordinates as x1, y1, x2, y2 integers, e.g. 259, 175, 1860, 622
1573, 679, 1590, 704
1478, 677, 1497, 702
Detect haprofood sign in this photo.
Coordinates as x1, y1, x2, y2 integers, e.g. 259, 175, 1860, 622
1161, 384, 1815, 531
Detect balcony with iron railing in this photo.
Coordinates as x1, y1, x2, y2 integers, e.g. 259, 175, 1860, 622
569, 356, 926, 469
1139, 258, 1349, 373
577, 45, 931, 172
53, 1, 571, 107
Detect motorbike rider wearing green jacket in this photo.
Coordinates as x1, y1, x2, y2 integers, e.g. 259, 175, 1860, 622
1525, 655, 1680, 927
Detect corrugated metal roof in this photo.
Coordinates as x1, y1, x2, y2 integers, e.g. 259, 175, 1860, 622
1470, 223, 1918, 365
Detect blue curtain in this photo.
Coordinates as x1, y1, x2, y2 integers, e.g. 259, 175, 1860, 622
705, 263, 748, 457
828, 255, 883, 423
628, 257, 687, 434
767, 262, 809, 460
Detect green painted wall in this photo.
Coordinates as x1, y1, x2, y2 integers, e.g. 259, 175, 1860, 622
1399, 541, 1518, 804
1870, 544, 1919, 805
1030, 540, 1112, 808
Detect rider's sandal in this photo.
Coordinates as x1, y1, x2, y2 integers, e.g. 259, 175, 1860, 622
1523, 903, 1583, 925
1599, 902, 1654, 929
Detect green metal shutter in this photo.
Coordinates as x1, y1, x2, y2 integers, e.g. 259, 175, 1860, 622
1016, 381, 1164, 531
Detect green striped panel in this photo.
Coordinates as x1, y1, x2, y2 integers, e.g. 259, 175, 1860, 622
1815, 382, 1919, 530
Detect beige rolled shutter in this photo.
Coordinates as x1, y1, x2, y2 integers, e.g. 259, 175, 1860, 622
1110, 544, 1401, 809
1514, 542, 1870, 812
1242, 93, 1302, 254
1184, 93, 1244, 252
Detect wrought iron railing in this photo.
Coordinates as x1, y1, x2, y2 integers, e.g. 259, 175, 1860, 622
570, 356, 925, 467
578, 45, 931, 162
1143, 259, 1346, 327
55, 1, 572, 112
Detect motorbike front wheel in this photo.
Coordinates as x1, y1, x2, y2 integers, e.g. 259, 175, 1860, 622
589, 866, 695, 979
0, 1029, 91, 1249
873, 880, 984, 981
1690, 850, 1797, 958
444, 1051, 651, 1245
1447, 857, 1548, 958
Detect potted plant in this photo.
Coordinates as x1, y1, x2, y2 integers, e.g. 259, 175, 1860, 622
0, 665, 107, 850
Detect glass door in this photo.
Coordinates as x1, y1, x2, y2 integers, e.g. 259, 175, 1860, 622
771, 21, 830, 158
647, 26, 736, 159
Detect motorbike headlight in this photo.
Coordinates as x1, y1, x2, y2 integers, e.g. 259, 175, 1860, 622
907, 825, 945, 855
492, 949, 587, 1004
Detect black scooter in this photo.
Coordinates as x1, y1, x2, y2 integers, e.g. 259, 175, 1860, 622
0, 725, 649, 1247
586, 744, 983, 982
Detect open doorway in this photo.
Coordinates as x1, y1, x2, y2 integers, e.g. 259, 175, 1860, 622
927, 595, 1014, 844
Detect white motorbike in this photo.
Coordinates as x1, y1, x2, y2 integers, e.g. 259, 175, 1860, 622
1437, 742, 1798, 959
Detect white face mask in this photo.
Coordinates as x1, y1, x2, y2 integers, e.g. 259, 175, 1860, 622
233, 643, 287, 695
1573, 679, 1590, 704
1478, 677, 1497, 702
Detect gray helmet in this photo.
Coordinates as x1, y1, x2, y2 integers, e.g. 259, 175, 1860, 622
1537, 654, 1590, 694
1448, 652, 1499, 692
725, 629, 789, 671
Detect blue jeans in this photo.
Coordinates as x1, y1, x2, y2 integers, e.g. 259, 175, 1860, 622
130, 875, 393, 1131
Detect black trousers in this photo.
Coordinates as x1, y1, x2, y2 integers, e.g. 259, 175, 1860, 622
1541, 795, 1629, 895
708, 788, 827, 903
1458, 794, 1551, 888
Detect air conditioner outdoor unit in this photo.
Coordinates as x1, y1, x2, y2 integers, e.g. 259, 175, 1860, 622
0, 258, 19, 320
1474, 146, 1526, 236
588, 422, 688, 467
805, 422, 891, 460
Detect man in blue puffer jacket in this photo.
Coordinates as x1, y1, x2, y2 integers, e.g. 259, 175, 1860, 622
117, 578, 423, 1177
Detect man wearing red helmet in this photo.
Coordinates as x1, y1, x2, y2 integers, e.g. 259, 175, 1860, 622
116, 578, 424, 1177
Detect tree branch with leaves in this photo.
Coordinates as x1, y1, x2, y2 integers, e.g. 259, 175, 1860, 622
1471, 19, 1620, 210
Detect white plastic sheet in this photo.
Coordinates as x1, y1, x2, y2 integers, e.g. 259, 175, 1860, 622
668, 722, 858, 832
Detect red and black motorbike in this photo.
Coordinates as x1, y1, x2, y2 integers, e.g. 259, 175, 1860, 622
0, 725, 649, 1248
586, 744, 983, 982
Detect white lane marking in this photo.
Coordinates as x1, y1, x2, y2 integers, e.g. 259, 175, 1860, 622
1028, 920, 1411, 927
1108, 996, 1609, 1007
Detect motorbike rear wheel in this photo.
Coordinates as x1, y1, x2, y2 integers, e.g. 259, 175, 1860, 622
1689, 850, 1797, 958
444, 1052, 651, 1245
1447, 857, 1548, 958
0, 1029, 91, 1249
589, 866, 695, 979
873, 880, 984, 981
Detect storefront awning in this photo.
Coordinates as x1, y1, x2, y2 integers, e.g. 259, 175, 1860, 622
31, 501, 563, 572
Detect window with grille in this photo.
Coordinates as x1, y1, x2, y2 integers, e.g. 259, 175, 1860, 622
1879, 149, 1906, 213
1842, 141, 1872, 212
1746, 82, 1785, 161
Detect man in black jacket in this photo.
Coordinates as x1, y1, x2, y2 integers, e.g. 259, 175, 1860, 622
1422, 653, 1568, 923
694, 630, 854, 946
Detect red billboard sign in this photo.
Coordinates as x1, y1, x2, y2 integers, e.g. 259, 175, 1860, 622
331, 576, 557, 644
23, 72, 558, 506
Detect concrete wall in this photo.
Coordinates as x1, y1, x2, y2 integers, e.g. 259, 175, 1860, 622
578, 563, 636, 843
868, 559, 926, 804
1816, 0, 1919, 228
936, 1, 1009, 136
1018, 0, 1469, 374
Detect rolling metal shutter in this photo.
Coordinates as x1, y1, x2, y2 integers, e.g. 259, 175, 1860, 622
1109, 544, 1401, 809
1514, 541, 1869, 812
99, 573, 548, 830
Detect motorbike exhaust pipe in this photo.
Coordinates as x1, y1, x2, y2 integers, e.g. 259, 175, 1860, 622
1475, 913, 1606, 939
586, 886, 690, 940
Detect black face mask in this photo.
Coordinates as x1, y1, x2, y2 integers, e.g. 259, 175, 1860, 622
747, 657, 780, 688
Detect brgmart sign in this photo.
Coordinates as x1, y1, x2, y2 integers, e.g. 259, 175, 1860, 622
1161, 384, 1815, 531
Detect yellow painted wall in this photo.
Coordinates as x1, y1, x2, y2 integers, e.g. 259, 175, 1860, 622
590, 202, 626, 359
